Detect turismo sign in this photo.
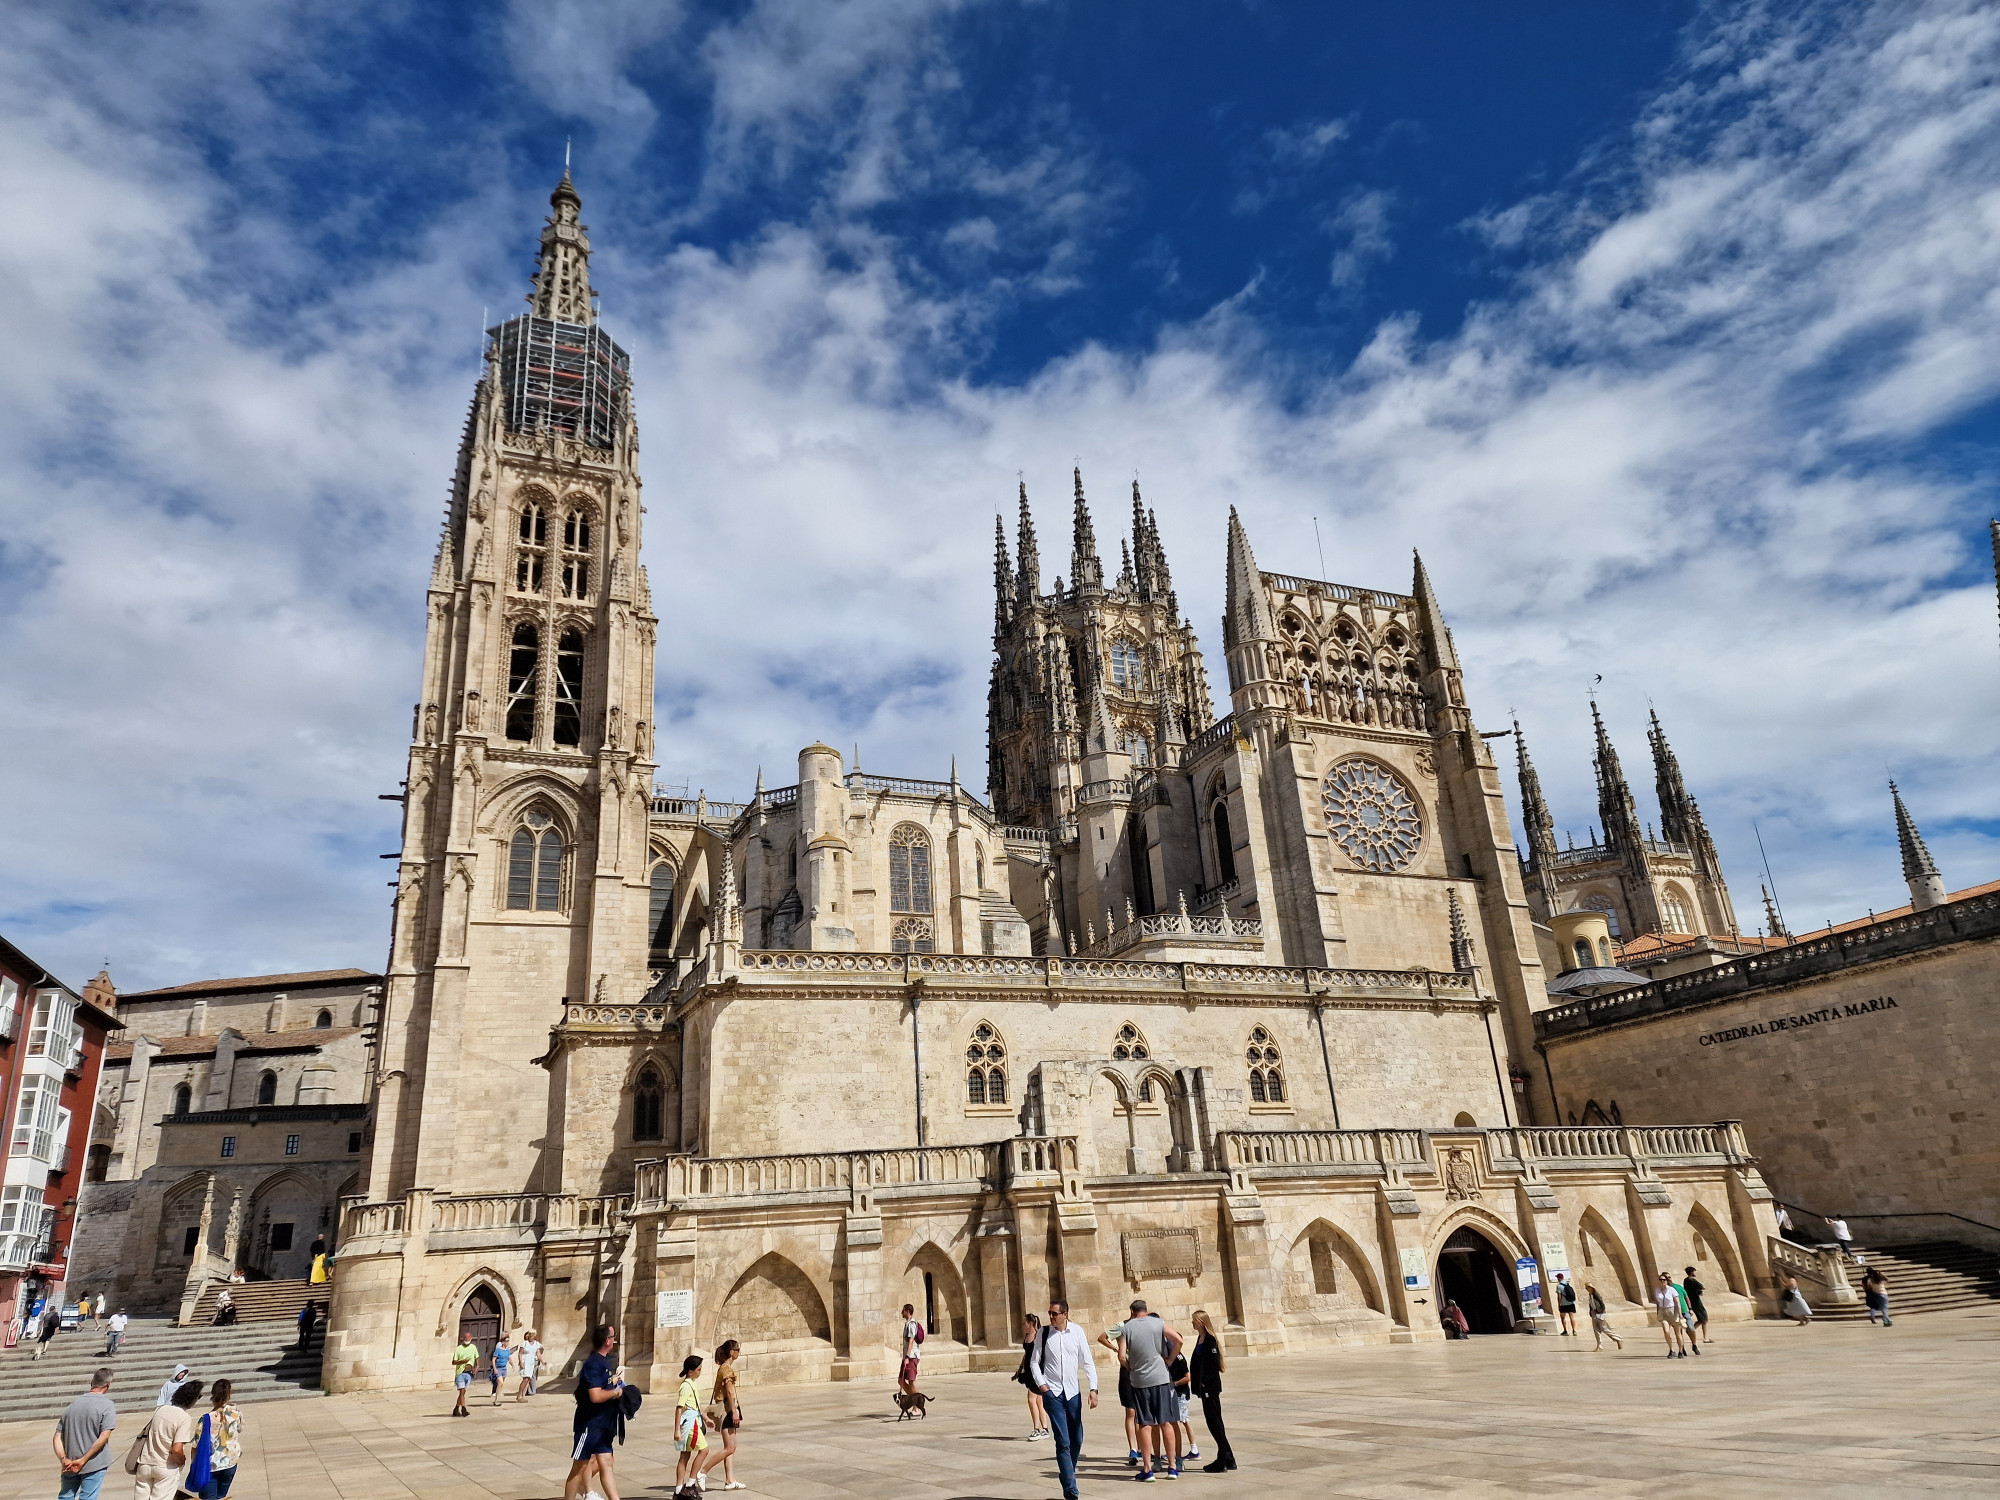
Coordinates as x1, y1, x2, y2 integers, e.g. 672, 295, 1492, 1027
1698, 995, 1898, 1048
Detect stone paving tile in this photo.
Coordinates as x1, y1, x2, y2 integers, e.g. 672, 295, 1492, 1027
1, 1313, 1995, 1498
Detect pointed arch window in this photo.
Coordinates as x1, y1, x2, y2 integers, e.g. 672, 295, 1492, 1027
315, 1008, 333, 1028
552, 628, 585, 746
561, 508, 592, 599
256, 1070, 278, 1106
633, 1064, 664, 1141
507, 812, 564, 912
173, 1084, 192, 1117
1247, 1025, 1284, 1103
1110, 639, 1144, 689
505, 623, 539, 741
1662, 892, 1693, 933
1120, 729, 1152, 766
647, 859, 676, 958
890, 917, 934, 954
965, 1022, 1006, 1105
1111, 1022, 1149, 1060
515, 503, 547, 592
889, 824, 932, 914
1212, 799, 1237, 886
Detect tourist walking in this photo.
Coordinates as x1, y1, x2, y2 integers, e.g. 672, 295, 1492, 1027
1016, 1313, 1049, 1440
898, 1303, 924, 1397
490, 1336, 512, 1405
1120, 1298, 1183, 1481
33, 1302, 61, 1359
1863, 1266, 1892, 1327
1681, 1267, 1711, 1344
516, 1329, 541, 1401
212, 1290, 235, 1327
53, 1366, 117, 1500
1585, 1284, 1622, 1350
103, 1311, 128, 1358
130, 1379, 203, 1500
1829, 1215, 1855, 1261
450, 1332, 478, 1417
704, 1338, 747, 1491
157, 1365, 193, 1408
193, 1381, 243, 1499
1653, 1273, 1690, 1357
1778, 1272, 1813, 1325
671, 1352, 708, 1500
295, 1301, 318, 1353
1554, 1274, 1578, 1335
1096, 1321, 1139, 1465
1029, 1299, 1098, 1500
1188, 1309, 1235, 1473
564, 1324, 626, 1500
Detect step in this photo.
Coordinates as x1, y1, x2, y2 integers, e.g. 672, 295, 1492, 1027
0, 1320, 324, 1422
189, 1278, 322, 1325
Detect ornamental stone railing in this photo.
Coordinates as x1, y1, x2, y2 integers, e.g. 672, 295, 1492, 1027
1218, 1121, 1751, 1181
1220, 1128, 1426, 1170
339, 1198, 406, 1238
1260, 572, 1410, 609
1766, 1233, 1860, 1304
1079, 910, 1264, 959
631, 1142, 1015, 1210
1184, 714, 1238, 761
339, 1189, 629, 1247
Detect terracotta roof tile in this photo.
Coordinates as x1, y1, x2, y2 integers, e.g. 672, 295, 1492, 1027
120, 968, 378, 1000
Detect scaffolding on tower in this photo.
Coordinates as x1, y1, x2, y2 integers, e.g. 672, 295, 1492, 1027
489, 314, 630, 450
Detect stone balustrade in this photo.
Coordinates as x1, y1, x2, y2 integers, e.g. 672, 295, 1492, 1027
631, 1142, 1016, 1210
339, 1189, 628, 1247
1078, 910, 1264, 960
1221, 1128, 1426, 1169
1219, 1121, 1752, 1180
1766, 1233, 1860, 1304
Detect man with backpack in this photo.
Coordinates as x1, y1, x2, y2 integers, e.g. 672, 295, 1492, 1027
564, 1323, 631, 1500
899, 1303, 925, 1397
1030, 1299, 1100, 1500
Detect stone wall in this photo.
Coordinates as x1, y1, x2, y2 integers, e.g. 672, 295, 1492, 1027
1538, 894, 2000, 1232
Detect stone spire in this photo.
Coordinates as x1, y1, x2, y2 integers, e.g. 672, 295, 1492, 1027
1411, 550, 1460, 672
529, 169, 595, 324
1591, 703, 1646, 856
1514, 719, 1560, 914
1118, 538, 1135, 592
1070, 467, 1103, 591
1015, 481, 1041, 598
993, 514, 1015, 637
1222, 506, 1274, 650
1447, 888, 1477, 973
1891, 781, 1948, 911
1647, 710, 1696, 848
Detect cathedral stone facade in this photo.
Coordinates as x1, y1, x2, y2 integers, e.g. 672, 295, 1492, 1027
321, 179, 1792, 1395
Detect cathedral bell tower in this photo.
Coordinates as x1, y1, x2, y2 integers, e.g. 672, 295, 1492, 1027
367, 172, 660, 1199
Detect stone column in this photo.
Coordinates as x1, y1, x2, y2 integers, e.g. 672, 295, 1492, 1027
647, 1216, 697, 1395
1370, 1175, 1439, 1343
1724, 1163, 1782, 1314
833, 1191, 890, 1382
1217, 1187, 1287, 1356
974, 1214, 1015, 1359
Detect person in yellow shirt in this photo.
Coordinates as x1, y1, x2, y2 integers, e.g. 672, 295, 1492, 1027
451, 1337, 479, 1417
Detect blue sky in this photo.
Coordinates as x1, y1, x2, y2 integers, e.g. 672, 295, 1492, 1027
3, 0, 1997, 989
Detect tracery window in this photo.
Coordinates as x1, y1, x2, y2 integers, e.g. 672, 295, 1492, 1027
515, 503, 547, 592
647, 860, 676, 957
1121, 730, 1152, 766
506, 811, 564, 912
552, 628, 585, 746
1322, 759, 1424, 873
505, 623, 539, 741
1661, 892, 1693, 933
890, 917, 934, 954
889, 824, 932, 914
1246, 1025, 1285, 1103
1111, 1022, 1149, 1060
1110, 639, 1144, 689
633, 1064, 664, 1141
965, 1022, 1007, 1105
561, 508, 592, 599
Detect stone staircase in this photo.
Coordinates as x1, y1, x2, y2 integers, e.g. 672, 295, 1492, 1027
0, 1313, 324, 1423
1811, 1240, 2000, 1322
189, 1277, 322, 1325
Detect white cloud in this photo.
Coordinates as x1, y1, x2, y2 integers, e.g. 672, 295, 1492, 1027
3, 0, 1998, 994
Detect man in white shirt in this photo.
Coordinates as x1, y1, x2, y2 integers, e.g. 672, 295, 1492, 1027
1829, 1216, 1855, 1260
1032, 1299, 1099, 1500
103, 1311, 128, 1357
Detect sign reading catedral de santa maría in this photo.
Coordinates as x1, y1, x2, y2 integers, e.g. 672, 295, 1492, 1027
1698, 995, 1899, 1049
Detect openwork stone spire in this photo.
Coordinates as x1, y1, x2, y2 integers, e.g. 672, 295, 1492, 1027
993, 514, 1015, 637
1891, 781, 1948, 911
1591, 702, 1645, 856
1514, 719, 1559, 912
1070, 467, 1103, 591
1016, 480, 1041, 598
1447, 887, 1476, 972
529, 170, 595, 324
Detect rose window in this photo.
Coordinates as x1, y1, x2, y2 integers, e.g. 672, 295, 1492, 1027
1322, 759, 1423, 872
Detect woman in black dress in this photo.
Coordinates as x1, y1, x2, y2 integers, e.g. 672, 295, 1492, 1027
1188, 1309, 1236, 1473
1681, 1266, 1711, 1345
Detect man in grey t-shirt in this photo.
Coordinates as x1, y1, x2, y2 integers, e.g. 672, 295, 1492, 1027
54, 1368, 117, 1500
1119, 1299, 1184, 1481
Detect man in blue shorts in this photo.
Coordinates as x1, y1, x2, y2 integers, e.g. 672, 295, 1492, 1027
564, 1324, 626, 1500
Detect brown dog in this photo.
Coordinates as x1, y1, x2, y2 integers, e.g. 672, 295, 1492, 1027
892, 1390, 933, 1420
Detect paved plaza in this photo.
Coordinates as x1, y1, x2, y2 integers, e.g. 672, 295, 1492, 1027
8, 1312, 1997, 1499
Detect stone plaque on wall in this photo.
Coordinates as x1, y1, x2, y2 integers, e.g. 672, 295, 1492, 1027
1123, 1228, 1202, 1284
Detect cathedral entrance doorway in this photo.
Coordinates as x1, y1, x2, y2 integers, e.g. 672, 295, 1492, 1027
457, 1286, 502, 1372
1435, 1226, 1518, 1334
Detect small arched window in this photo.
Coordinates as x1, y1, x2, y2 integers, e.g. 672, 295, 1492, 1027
315, 1008, 333, 1029
506, 812, 564, 911
173, 1083, 192, 1116
1573, 939, 1594, 970
1138, 1075, 1154, 1103
1247, 1025, 1284, 1103
633, 1064, 664, 1141
552, 628, 585, 746
889, 824, 932, 914
1111, 1022, 1148, 1060
1212, 800, 1237, 886
561, 508, 592, 599
505, 623, 539, 742
648, 860, 676, 957
1110, 639, 1144, 689
515, 503, 547, 592
1598, 937, 1613, 966
256, 1070, 278, 1106
965, 1022, 1006, 1105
